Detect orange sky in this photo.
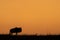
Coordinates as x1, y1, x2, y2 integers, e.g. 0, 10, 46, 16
0, 0, 60, 35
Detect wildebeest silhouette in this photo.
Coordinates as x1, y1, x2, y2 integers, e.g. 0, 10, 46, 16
9, 27, 22, 35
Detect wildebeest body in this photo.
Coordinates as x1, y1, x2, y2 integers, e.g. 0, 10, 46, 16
9, 27, 22, 35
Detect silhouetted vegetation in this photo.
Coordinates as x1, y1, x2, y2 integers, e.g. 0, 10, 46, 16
0, 34, 60, 40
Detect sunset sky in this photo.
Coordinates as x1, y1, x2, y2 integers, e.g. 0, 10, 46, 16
0, 0, 60, 35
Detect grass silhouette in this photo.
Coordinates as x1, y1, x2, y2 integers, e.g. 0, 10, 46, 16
0, 34, 60, 40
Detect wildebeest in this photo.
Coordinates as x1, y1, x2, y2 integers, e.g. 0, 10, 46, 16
9, 27, 22, 35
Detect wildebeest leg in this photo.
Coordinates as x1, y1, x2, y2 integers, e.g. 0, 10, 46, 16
16, 32, 18, 35
9, 32, 12, 35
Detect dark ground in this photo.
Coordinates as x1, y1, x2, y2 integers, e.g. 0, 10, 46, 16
0, 34, 60, 40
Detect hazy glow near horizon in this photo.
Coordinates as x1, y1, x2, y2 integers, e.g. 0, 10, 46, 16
0, 0, 60, 35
